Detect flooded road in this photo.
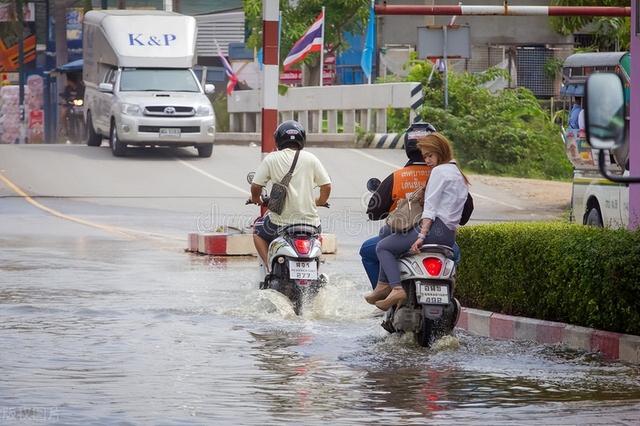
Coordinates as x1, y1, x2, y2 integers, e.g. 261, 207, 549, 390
2, 235, 640, 425
1, 145, 639, 424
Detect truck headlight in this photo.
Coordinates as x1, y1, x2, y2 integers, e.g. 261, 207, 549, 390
196, 105, 212, 116
121, 103, 142, 116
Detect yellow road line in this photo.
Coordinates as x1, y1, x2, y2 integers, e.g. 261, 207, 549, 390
0, 171, 181, 241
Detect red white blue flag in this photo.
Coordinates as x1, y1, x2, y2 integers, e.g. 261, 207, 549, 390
283, 11, 324, 71
215, 39, 238, 95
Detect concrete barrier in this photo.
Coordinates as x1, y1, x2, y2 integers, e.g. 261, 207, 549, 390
457, 307, 640, 364
187, 232, 337, 256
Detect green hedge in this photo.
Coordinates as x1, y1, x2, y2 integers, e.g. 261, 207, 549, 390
456, 223, 640, 335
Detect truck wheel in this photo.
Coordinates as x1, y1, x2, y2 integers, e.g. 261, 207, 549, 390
86, 111, 102, 147
585, 207, 603, 227
197, 143, 213, 158
110, 121, 127, 157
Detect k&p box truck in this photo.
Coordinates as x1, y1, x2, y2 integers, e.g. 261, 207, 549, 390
83, 10, 215, 157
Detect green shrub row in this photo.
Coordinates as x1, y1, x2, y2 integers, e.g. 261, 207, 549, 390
456, 222, 640, 335
383, 62, 573, 180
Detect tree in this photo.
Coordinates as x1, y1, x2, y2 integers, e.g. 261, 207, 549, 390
549, 0, 630, 51
244, 0, 370, 85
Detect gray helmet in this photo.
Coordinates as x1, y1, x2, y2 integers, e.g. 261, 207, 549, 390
274, 120, 306, 150
404, 121, 436, 159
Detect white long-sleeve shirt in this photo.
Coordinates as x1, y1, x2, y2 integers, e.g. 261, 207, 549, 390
421, 163, 469, 230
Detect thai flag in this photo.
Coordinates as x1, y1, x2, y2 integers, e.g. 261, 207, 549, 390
283, 11, 324, 71
221, 56, 239, 95
215, 39, 238, 95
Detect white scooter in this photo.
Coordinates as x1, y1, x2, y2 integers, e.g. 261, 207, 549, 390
246, 173, 328, 314
367, 178, 461, 347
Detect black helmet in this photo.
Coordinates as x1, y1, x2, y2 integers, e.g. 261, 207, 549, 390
404, 121, 436, 160
274, 120, 306, 150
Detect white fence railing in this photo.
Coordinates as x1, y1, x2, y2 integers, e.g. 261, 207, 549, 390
226, 82, 423, 140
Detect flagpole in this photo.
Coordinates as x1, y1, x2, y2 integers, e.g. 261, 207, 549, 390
368, 0, 373, 85
319, 6, 325, 87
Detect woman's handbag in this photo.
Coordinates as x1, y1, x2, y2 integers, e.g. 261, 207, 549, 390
385, 185, 426, 232
267, 150, 301, 215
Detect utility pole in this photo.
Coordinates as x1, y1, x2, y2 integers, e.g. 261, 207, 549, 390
16, 0, 26, 143
54, 0, 68, 142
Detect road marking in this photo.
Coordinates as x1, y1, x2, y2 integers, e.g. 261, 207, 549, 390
178, 160, 251, 196
470, 192, 525, 210
349, 149, 401, 169
349, 149, 525, 210
0, 172, 183, 241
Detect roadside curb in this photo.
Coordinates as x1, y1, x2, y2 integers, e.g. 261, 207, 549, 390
186, 232, 337, 255
457, 307, 640, 364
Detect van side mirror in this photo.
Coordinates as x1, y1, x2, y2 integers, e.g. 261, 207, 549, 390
98, 83, 113, 93
204, 84, 215, 94
585, 72, 640, 184
585, 73, 625, 150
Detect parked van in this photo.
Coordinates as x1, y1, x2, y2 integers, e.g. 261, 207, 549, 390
83, 10, 215, 157
560, 52, 631, 227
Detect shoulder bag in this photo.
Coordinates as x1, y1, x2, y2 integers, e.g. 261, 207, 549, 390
267, 150, 300, 215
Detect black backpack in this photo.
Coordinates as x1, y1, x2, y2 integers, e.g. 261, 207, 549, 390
459, 193, 474, 226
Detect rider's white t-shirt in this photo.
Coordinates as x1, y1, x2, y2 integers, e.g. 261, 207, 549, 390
253, 148, 331, 227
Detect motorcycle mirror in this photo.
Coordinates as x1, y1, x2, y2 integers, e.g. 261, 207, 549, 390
585, 73, 625, 151
247, 172, 255, 184
367, 178, 381, 192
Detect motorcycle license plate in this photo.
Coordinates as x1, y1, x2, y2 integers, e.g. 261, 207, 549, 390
159, 128, 180, 137
289, 261, 318, 280
416, 282, 449, 305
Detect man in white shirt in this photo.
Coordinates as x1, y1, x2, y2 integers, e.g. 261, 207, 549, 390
250, 120, 332, 270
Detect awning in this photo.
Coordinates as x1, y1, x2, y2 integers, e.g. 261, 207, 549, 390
56, 59, 83, 73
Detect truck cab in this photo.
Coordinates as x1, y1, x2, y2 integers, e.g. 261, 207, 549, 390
83, 10, 215, 157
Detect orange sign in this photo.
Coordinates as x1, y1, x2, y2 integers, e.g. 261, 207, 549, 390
0, 34, 36, 72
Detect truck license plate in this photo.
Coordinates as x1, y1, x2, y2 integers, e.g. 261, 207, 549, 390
416, 282, 449, 305
289, 261, 318, 280
159, 128, 180, 137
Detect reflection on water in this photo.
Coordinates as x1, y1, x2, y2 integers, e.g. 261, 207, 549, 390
1, 236, 640, 424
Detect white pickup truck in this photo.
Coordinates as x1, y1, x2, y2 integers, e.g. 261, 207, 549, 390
82, 10, 215, 157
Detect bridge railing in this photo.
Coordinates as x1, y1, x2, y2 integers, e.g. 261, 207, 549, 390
225, 82, 423, 143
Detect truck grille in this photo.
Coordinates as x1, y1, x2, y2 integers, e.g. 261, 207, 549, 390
138, 126, 201, 133
144, 106, 195, 117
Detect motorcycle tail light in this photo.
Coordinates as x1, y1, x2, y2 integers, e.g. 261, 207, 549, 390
293, 238, 311, 255
422, 257, 443, 276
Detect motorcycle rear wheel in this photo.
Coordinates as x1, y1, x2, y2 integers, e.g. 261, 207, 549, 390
414, 316, 435, 347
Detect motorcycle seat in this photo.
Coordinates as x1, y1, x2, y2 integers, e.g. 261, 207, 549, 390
279, 223, 320, 238
417, 244, 455, 259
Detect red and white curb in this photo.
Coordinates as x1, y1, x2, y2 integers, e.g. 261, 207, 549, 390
457, 307, 640, 364
187, 232, 337, 256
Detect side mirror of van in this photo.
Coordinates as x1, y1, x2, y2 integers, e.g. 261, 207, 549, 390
98, 83, 114, 93
585, 72, 640, 184
204, 84, 215, 95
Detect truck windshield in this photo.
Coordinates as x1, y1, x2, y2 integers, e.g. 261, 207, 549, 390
119, 69, 200, 92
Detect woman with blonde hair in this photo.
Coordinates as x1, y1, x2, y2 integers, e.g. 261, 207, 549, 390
364, 132, 469, 310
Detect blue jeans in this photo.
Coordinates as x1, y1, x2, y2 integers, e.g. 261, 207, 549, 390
359, 228, 462, 289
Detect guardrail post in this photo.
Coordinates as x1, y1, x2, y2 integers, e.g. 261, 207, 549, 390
298, 111, 309, 131
375, 108, 387, 133
327, 110, 338, 133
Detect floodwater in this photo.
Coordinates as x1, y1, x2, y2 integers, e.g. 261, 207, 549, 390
1, 236, 640, 425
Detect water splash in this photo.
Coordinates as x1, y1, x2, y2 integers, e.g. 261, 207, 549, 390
304, 275, 378, 322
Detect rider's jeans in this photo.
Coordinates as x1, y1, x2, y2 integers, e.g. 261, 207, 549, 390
376, 219, 456, 287
360, 226, 461, 289
359, 235, 381, 289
